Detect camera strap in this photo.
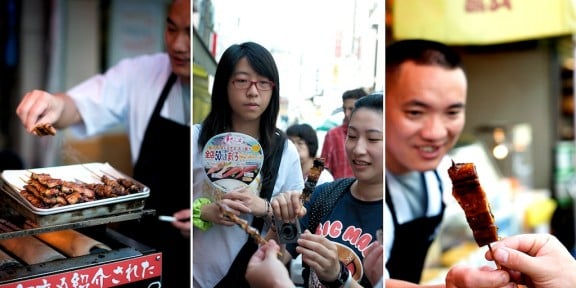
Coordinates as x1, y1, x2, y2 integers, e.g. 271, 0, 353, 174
215, 131, 286, 288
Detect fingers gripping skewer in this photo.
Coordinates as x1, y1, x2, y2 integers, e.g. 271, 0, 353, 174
216, 202, 282, 258
487, 243, 501, 270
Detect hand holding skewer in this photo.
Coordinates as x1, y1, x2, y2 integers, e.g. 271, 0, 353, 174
216, 202, 282, 258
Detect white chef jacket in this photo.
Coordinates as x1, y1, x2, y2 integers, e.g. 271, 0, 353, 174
67, 53, 190, 164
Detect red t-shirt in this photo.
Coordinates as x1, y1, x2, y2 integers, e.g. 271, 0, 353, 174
320, 124, 353, 179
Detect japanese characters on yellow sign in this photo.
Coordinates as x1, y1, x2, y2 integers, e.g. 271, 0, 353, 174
393, 0, 576, 45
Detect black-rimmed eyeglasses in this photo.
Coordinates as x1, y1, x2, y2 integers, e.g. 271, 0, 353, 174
231, 79, 275, 91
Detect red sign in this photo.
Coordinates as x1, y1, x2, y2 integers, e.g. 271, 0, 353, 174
0, 253, 162, 288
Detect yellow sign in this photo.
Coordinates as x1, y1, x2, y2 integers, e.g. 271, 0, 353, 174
393, 0, 576, 45
193, 63, 211, 124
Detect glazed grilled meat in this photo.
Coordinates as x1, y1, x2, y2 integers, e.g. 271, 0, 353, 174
33, 123, 57, 136
300, 158, 325, 202
20, 172, 145, 209
447, 161, 499, 247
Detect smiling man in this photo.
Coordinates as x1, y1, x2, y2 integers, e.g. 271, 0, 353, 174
384, 39, 467, 287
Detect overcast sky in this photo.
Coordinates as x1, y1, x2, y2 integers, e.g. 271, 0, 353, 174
211, 0, 352, 58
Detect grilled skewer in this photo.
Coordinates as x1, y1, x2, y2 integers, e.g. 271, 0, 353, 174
447, 161, 499, 247
32, 123, 56, 136
300, 158, 325, 202
447, 161, 500, 267
19, 172, 145, 208
216, 202, 282, 257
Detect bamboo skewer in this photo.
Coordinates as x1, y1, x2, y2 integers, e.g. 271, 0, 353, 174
488, 243, 501, 269
216, 202, 282, 257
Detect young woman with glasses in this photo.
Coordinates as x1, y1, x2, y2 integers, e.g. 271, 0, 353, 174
192, 41, 304, 288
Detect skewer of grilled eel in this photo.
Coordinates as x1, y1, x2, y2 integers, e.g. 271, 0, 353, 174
32, 123, 57, 136
300, 158, 325, 202
216, 202, 282, 257
447, 161, 500, 266
215, 160, 325, 254
20, 172, 145, 208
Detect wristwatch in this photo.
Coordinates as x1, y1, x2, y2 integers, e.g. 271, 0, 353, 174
319, 261, 350, 288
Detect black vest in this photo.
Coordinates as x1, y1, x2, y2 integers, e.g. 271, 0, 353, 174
130, 73, 191, 287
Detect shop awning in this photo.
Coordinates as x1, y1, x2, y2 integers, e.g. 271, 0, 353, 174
393, 0, 576, 45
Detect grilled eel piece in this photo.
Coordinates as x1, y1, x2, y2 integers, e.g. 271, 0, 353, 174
447, 161, 499, 247
33, 123, 57, 136
300, 158, 325, 202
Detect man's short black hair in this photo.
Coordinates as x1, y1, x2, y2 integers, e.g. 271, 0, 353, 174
386, 39, 464, 74
386, 39, 465, 93
342, 88, 367, 101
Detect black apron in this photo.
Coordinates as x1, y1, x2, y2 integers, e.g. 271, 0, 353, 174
385, 171, 445, 283
125, 73, 191, 288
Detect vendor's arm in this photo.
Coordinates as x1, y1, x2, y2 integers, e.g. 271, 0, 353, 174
16, 91, 82, 132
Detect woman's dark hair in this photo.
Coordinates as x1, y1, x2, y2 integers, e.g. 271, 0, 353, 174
286, 123, 319, 157
199, 42, 284, 195
351, 92, 383, 116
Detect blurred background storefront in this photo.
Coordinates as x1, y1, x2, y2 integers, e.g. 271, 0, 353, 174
388, 0, 576, 284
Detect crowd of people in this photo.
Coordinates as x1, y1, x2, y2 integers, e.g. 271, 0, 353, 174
192, 38, 576, 288
192, 41, 304, 288
190, 38, 381, 288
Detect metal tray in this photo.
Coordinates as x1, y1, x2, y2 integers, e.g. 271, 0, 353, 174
0, 184, 146, 226
0, 163, 149, 219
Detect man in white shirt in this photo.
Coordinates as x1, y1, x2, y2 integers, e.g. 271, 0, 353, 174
15, 0, 191, 286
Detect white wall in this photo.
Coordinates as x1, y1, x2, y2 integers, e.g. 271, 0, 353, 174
460, 42, 554, 189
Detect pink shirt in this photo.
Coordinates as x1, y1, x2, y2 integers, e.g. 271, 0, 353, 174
320, 124, 353, 179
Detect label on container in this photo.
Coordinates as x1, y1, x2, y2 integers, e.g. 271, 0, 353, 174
202, 132, 264, 192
